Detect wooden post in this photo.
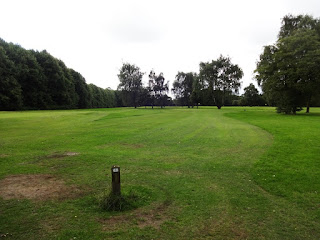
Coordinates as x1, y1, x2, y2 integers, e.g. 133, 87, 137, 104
111, 166, 121, 195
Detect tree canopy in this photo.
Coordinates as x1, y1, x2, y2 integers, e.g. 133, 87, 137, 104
199, 55, 243, 109
0, 38, 117, 110
148, 70, 169, 108
117, 63, 144, 108
172, 72, 196, 107
241, 83, 265, 106
255, 14, 320, 114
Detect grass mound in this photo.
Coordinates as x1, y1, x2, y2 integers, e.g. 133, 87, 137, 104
100, 191, 141, 212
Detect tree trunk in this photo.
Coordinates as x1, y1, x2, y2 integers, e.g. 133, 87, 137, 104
222, 91, 225, 107
306, 99, 310, 113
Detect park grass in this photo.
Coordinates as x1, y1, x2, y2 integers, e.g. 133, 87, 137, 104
0, 107, 319, 239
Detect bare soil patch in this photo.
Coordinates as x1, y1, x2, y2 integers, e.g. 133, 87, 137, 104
0, 174, 82, 201
0, 154, 9, 158
47, 152, 80, 159
99, 202, 174, 231
121, 143, 144, 149
200, 212, 249, 240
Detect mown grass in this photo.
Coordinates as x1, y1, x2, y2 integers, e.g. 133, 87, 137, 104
0, 107, 319, 239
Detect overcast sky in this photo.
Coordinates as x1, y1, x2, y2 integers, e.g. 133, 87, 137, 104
1, 0, 320, 94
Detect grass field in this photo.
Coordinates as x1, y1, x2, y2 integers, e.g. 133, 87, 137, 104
0, 107, 319, 239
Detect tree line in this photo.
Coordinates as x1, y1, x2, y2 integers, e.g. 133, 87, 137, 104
1, 14, 320, 113
171, 55, 245, 109
118, 55, 265, 109
0, 38, 119, 110
0, 37, 266, 111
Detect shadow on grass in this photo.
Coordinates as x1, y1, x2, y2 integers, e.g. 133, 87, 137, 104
100, 191, 139, 212
296, 112, 320, 117
99, 186, 155, 212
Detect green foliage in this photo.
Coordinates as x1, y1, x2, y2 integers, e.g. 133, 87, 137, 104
199, 55, 243, 109
0, 46, 22, 110
279, 14, 319, 38
242, 83, 266, 106
0, 38, 117, 110
118, 63, 144, 108
172, 72, 196, 107
70, 69, 90, 109
190, 76, 202, 108
255, 14, 320, 114
148, 70, 169, 108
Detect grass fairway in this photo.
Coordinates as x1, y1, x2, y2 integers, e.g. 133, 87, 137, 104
0, 107, 319, 239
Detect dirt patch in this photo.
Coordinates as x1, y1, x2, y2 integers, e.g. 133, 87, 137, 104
121, 143, 144, 149
199, 213, 248, 240
135, 203, 169, 229
41, 216, 65, 233
0, 174, 83, 201
65, 152, 79, 156
0, 154, 9, 158
99, 202, 174, 231
47, 152, 80, 159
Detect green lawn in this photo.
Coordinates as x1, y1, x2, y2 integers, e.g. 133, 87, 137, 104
0, 107, 319, 239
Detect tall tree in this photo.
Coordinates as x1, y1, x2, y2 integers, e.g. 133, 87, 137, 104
172, 72, 195, 107
0, 38, 119, 110
190, 76, 202, 108
0, 39, 51, 109
148, 70, 169, 108
118, 63, 144, 108
138, 87, 151, 108
199, 55, 243, 109
242, 83, 261, 106
255, 14, 320, 114
279, 14, 319, 38
70, 69, 90, 109
0, 46, 22, 110
35, 50, 73, 108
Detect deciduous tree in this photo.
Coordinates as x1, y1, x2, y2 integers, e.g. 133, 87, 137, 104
255, 14, 320, 114
242, 84, 260, 106
199, 55, 243, 109
148, 70, 169, 108
0, 46, 22, 110
118, 63, 144, 108
172, 72, 195, 107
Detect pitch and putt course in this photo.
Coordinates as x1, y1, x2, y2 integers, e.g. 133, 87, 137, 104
0, 107, 319, 239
